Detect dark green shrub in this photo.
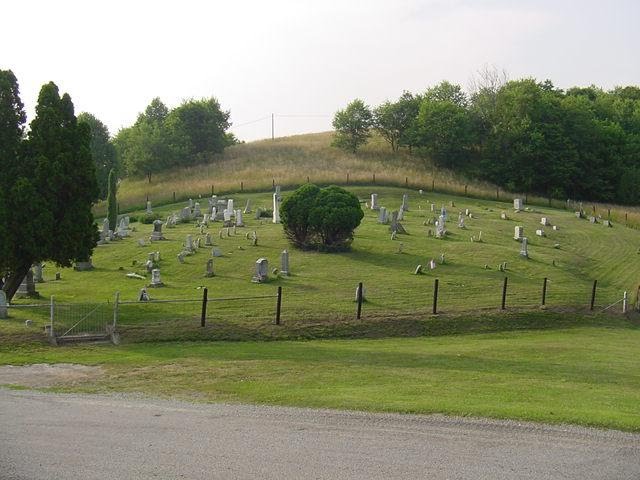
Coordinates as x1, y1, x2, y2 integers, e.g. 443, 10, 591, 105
140, 212, 162, 224
281, 184, 363, 251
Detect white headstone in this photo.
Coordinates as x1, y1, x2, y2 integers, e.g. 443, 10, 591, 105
401, 193, 409, 212
146, 201, 152, 214
541, 217, 550, 226
243, 199, 252, 214
513, 198, 523, 210
370, 193, 379, 210
193, 202, 202, 217
150, 269, 163, 287
272, 192, 281, 223
514, 226, 524, 240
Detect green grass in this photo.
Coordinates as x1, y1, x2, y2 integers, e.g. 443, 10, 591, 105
5, 185, 639, 338
2, 318, 639, 431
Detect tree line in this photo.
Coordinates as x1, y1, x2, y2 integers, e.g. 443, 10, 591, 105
333, 77, 640, 204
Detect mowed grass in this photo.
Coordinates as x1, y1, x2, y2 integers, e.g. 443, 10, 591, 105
6, 185, 640, 332
2, 320, 639, 431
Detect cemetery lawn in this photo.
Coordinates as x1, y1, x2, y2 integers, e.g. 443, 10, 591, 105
1, 318, 640, 432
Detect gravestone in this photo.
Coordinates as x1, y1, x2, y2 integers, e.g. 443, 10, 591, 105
117, 216, 130, 237
243, 199, 252, 214
391, 231, 397, 240
378, 207, 388, 224
370, 193, 379, 210
255, 208, 262, 220
397, 209, 404, 221
458, 214, 465, 229
536, 229, 545, 237
272, 192, 281, 223
389, 211, 406, 234
149, 269, 163, 287
430, 203, 435, 212
185, 235, 194, 252
98, 218, 109, 244
401, 193, 409, 212
514, 226, 524, 241
552, 225, 558, 231
280, 250, 289, 276
205, 259, 215, 277
223, 209, 232, 225
180, 207, 191, 221
202, 214, 210, 226
520, 237, 529, 258
236, 209, 244, 227
589, 216, 597, 224
440, 205, 447, 220
205, 233, 213, 246
251, 258, 269, 283
251, 231, 258, 246
465, 209, 470, 216
500, 212, 508, 220
138, 288, 150, 301
137, 239, 146, 247
513, 198, 523, 210
193, 202, 202, 217
33, 263, 44, 283
603, 220, 613, 228
227, 199, 234, 214
145, 259, 154, 273
0, 290, 7, 319
151, 220, 165, 240
212, 247, 223, 257
194, 237, 201, 249
154, 251, 161, 262
146, 201, 152, 214
541, 217, 550, 226
177, 252, 186, 264
435, 215, 446, 238
17, 269, 37, 297
211, 207, 218, 220
414, 265, 423, 275
428, 259, 436, 270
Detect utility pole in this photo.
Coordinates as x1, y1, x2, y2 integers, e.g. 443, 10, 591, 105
271, 113, 274, 140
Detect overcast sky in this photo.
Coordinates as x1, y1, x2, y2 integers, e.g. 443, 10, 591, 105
3, 0, 639, 141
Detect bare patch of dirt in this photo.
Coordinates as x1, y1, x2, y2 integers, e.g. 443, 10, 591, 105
0, 363, 103, 387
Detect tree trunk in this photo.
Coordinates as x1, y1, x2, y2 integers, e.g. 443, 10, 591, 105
2, 263, 31, 302
147, 172, 152, 183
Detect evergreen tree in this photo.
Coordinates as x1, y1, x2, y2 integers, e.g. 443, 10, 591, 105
78, 112, 117, 199
107, 168, 117, 231
1, 80, 99, 300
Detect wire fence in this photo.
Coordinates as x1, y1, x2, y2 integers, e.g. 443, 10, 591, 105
1, 276, 632, 342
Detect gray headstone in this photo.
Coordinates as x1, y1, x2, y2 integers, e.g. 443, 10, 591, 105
151, 220, 164, 240
252, 258, 269, 283
150, 269, 163, 287
0, 291, 7, 318
520, 237, 529, 258
280, 250, 289, 276
205, 259, 215, 277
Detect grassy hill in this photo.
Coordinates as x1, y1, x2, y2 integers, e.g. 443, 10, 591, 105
7, 185, 640, 336
103, 132, 640, 228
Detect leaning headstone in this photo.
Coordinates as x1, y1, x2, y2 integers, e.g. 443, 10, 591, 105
513, 198, 523, 211
520, 237, 529, 258
17, 269, 37, 297
0, 290, 7, 319
243, 199, 252, 214
514, 226, 524, 241
389, 211, 406, 234
370, 193, 379, 210
251, 258, 269, 283
280, 250, 289, 276
204, 259, 215, 278
151, 220, 165, 241
235, 209, 244, 227
149, 269, 164, 287
414, 265, 423, 275
177, 252, 186, 264
272, 192, 281, 223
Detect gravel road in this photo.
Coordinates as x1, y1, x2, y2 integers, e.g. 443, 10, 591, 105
1, 388, 638, 479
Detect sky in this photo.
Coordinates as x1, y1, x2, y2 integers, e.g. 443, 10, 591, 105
2, 0, 639, 141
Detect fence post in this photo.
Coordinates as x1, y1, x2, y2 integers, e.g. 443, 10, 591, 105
501, 277, 508, 310
49, 295, 55, 337
347, 173, 350, 184
431, 179, 435, 191
275, 287, 282, 325
113, 291, 119, 329
356, 282, 363, 319
241, 181, 244, 192
201, 287, 208, 327
173, 191, 176, 202
623, 291, 628, 313
373, 173, 376, 184
464, 185, 468, 196
590, 280, 597, 311
405, 176, 408, 187
541, 278, 548, 306
432, 278, 439, 314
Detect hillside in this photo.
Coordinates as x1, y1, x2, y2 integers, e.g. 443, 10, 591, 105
102, 132, 640, 228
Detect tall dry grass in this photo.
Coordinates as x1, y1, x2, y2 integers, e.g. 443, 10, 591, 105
97, 131, 640, 228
